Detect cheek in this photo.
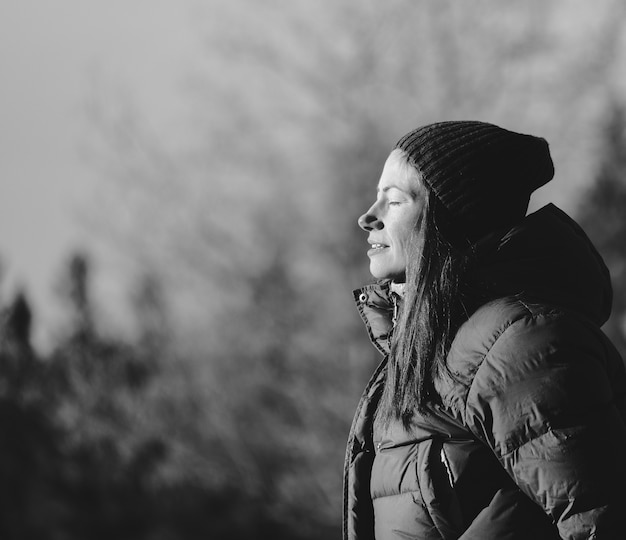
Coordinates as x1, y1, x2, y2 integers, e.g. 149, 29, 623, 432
394, 223, 416, 254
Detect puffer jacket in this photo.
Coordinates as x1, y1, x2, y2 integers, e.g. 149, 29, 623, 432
344, 204, 626, 540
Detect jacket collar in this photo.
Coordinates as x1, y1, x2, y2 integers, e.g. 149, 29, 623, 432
353, 281, 397, 356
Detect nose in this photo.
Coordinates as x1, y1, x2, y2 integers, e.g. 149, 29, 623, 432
358, 208, 383, 231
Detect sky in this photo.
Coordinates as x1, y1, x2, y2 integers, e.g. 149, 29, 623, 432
0, 1, 201, 348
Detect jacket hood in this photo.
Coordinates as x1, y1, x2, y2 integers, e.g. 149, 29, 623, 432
470, 204, 612, 325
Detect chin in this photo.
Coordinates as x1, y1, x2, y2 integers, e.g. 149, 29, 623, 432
369, 266, 405, 282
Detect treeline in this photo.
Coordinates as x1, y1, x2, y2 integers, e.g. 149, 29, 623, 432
0, 252, 358, 539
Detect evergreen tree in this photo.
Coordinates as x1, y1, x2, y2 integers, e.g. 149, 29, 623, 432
578, 103, 626, 360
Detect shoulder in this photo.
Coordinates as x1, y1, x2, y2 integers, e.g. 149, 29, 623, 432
437, 296, 559, 403
434, 297, 626, 536
436, 296, 621, 441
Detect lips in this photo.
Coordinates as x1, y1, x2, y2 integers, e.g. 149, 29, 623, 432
367, 241, 389, 256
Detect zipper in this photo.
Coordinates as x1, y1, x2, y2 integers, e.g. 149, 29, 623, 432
391, 291, 399, 327
440, 447, 454, 487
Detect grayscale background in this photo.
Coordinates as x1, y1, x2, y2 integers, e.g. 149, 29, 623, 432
1, 1, 625, 538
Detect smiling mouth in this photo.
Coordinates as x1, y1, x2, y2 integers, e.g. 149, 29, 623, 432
368, 243, 389, 254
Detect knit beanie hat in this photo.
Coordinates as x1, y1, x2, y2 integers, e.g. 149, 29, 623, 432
394, 121, 555, 246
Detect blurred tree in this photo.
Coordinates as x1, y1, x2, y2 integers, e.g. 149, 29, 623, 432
131, 272, 170, 354
578, 102, 626, 360
44, 252, 169, 537
0, 253, 314, 539
0, 285, 68, 538
6, 292, 32, 348
0, 291, 35, 394
51, 251, 159, 453
57, 252, 95, 343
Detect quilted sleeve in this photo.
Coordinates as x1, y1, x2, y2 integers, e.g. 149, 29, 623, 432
464, 309, 626, 539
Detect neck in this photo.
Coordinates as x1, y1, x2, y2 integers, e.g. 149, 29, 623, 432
389, 281, 406, 298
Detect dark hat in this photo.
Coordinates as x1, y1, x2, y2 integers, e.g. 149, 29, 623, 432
394, 120, 554, 246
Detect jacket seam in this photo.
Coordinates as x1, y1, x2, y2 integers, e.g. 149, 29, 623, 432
500, 425, 553, 459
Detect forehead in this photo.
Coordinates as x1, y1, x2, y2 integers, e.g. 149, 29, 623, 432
377, 149, 422, 193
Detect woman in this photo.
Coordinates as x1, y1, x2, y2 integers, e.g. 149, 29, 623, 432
344, 121, 626, 539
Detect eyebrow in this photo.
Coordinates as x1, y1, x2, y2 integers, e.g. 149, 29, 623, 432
377, 184, 411, 194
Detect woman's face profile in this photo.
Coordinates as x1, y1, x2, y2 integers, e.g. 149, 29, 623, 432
358, 150, 426, 282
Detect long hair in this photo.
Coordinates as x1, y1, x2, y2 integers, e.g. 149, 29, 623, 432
376, 156, 475, 429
